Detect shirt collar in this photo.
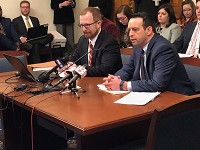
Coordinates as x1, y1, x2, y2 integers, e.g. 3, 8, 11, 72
89, 28, 101, 46
21, 14, 29, 20
142, 42, 149, 54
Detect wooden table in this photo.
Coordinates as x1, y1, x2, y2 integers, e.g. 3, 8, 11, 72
0, 71, 193, 150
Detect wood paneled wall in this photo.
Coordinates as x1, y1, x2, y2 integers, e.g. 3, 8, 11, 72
112, 0, 182, 21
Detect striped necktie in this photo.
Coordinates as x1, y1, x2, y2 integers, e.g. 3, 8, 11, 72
186, 23, 200, 55
88, 41, 93, 66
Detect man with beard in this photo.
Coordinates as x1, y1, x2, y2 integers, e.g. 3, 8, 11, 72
68, 7, 122, 77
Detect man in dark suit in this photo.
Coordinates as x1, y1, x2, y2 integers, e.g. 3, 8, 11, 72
69, 7, 122, 77
134, 0, 170, 22
0, 6, 19, 51
12, 0, 53, 63
104, 12, 195, 95
173, 0, 200, 56
88, 0, 112, 19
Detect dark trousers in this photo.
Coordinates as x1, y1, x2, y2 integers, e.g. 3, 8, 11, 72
23, 33, 54, 64
0, 34, 17, 50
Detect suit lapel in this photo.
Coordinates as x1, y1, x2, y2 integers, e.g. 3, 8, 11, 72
19, 16, 28, 36
91, 30, 104, 65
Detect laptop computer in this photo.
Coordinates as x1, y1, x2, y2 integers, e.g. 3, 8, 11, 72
3, 53, 43, 82
27, 24, 48, 42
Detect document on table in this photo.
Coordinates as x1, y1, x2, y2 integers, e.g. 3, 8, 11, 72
32, 67, 53, 71
97, 84, 129, 95
178, 53, 193, 58
114, 92, 160, 105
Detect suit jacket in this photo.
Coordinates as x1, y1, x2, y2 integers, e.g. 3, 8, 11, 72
115, 34, 195, 95
51, 0, 75, 24
88, 0, 112, 19
156, 23, 182, 43
134, 0, 170, 22
12, 16, 40, 37
69, 30, 122, 77
0, 17, 19, 50
173, 22, 197, 53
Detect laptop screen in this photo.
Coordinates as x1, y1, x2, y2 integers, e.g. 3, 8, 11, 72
27, 24, 48, 41
3, 53, 36, 82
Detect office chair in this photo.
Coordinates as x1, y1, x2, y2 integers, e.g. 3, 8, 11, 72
120, 47, 132, 65
184, 64, 200, 93
146, 96, 200, 150
110, 96, 200, 150
0, 51, 27, 73
181, 57, 200, 94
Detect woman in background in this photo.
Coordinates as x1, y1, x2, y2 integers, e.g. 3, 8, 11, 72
115, 5, 133, 48
156, 4, 182, 43
177, 0, 197, 29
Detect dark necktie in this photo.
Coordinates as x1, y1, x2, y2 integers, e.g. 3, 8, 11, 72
140, 49, 146, 80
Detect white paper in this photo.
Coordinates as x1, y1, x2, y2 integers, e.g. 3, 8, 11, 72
32, 67, 53, 71
114, 92, 160, 105
178, 53, 193, 58
97, 84, 129, 95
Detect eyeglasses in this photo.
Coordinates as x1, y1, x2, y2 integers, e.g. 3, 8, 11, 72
78, 21, 98, 28
117, 16, 127, 22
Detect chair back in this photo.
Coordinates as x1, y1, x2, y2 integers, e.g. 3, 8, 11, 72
120, 47, 132, 65
181, 58, 200, 93
0, 51, 27, 73
146, 96, 200, 150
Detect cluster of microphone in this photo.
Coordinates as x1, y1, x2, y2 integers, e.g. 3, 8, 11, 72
36, 48, 102, 93
31, 47, 104, 95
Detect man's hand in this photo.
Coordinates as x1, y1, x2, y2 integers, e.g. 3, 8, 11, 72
20, 37, 27, 43
103, 75, 121, 91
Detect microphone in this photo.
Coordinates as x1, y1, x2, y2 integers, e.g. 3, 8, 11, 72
38, 56, 69, 83
50, 71, 73, 89
62, 65, 87, 91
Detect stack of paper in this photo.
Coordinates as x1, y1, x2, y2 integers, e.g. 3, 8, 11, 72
114, 92, 160, 105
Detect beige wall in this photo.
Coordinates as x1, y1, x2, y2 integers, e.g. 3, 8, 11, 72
0, 0, 88, 43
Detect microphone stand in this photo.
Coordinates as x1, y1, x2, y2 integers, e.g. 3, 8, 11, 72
61, 80, 86, 99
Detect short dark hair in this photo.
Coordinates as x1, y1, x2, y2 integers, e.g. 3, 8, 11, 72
132, 12, 156, 33
197, 0, 200, 3
20, 1, 30, 7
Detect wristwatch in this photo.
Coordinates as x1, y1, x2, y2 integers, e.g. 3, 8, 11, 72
120, 80, 125, 91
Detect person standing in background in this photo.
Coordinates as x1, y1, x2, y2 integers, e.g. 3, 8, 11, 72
134, 0, 170, 22
88, 0, 113, 19
51, 0, 76, 54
